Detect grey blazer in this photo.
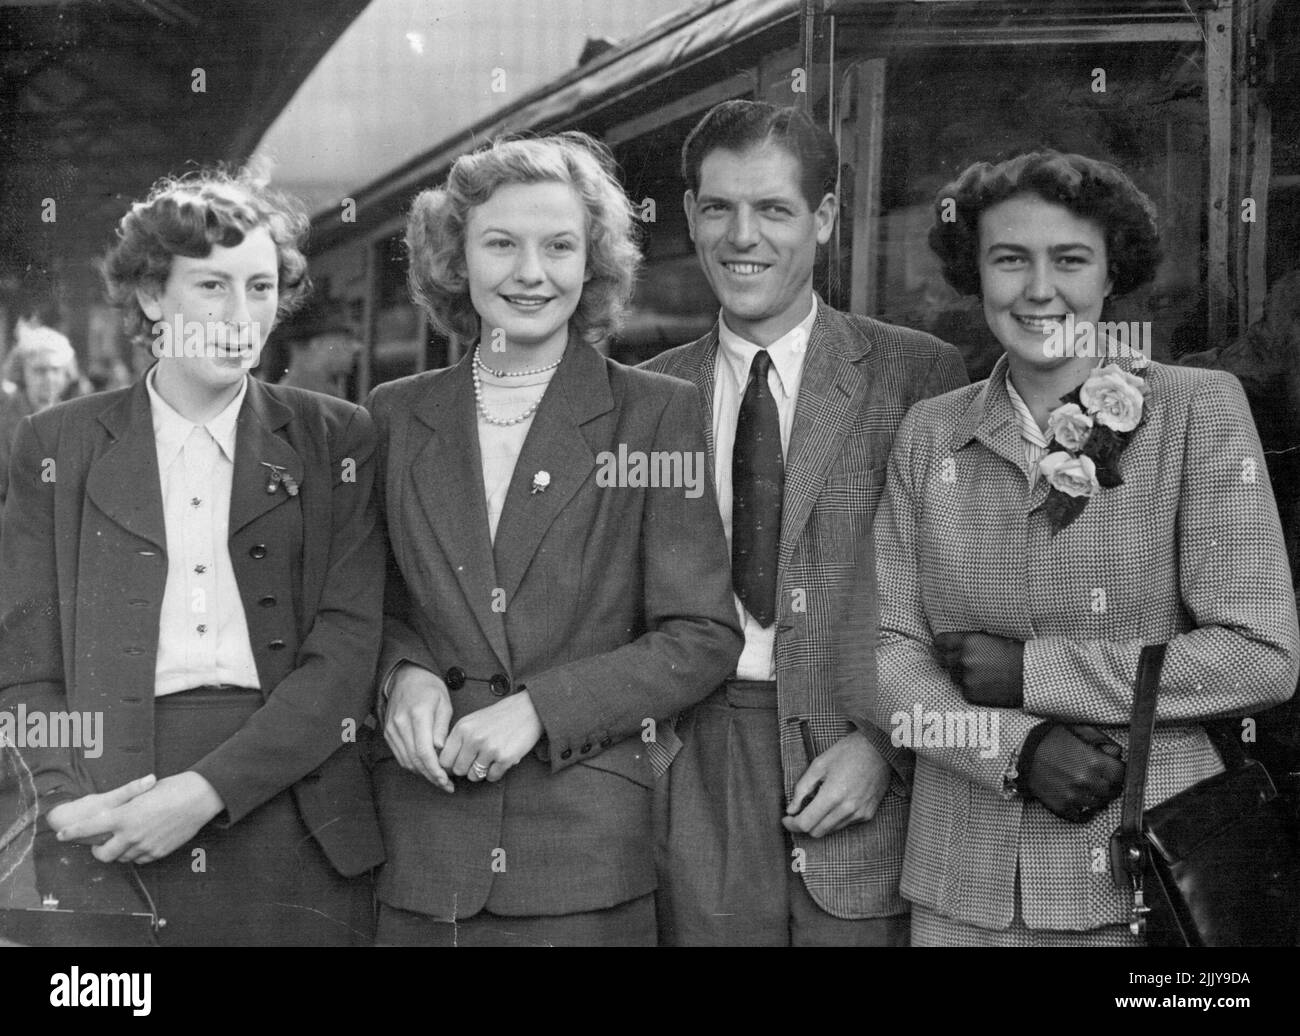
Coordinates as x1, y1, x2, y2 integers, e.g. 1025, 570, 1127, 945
643, 302, 968, 919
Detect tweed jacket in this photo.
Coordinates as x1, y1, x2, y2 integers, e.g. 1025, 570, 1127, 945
873, 353, 1300, 931
367, 338, 742, 920
0, 375, 386, 877
643, 300, 968, 918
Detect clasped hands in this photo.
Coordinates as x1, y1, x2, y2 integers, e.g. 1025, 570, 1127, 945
383, 663, 543, 791
45, 771, 224, 865
934, 631, 1125, 823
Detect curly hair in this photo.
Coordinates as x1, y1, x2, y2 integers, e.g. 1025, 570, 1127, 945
406, 132, 641, 344
99, 168, 311, 340
928, 151, 1162, 298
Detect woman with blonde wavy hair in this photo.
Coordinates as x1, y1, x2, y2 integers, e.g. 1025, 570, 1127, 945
366, 132, 742, 946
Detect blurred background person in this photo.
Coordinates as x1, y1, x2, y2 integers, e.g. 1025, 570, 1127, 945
274, 298, 362, 398
0, 326, 80, 507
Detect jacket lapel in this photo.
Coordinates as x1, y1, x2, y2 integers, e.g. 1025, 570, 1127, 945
405, 353, 511, 669
493, 336, 614, 603
956, 354, 1054, 500
85, 380, 166, 552
229, 378, 304, 536
778, 307, 872, 581
675, 328, 719, 481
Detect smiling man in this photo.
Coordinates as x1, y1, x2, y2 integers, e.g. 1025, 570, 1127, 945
643, 100, 968, 945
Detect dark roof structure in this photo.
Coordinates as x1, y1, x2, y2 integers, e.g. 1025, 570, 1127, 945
1, 0, 369, 311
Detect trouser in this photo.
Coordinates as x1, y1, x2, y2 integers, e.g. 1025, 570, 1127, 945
654, 679, 909, 946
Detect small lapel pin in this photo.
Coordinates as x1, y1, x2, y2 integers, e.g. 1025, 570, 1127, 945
260, 462, 299, 496
531, 470, 551, 494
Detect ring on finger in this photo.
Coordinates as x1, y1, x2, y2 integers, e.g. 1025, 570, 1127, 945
471, 761, 489, 780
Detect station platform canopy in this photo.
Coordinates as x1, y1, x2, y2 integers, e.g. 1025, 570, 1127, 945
0, 0, 369, 299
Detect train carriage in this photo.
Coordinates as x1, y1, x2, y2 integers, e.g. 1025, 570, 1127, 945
304, 0, 1299, 570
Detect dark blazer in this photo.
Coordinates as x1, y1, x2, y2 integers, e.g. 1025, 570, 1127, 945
366, 338, 742, 919
0, 375, 385, 877
642, 302, 968, 919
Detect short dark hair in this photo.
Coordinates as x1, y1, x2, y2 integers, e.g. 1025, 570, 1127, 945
928, 150, 1161, 298
681, 100, 838, 211
100, 168, 311, 340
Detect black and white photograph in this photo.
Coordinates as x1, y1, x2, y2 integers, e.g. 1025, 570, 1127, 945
0, 0, 1298, 1010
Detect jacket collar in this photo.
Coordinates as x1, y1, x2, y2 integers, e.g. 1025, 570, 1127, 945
87, 373, 301, 550
404, 332, 614, 669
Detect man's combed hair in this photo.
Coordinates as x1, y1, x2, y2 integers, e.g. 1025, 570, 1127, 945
100, 169, 311, 340
681, 100, 839, 211
406, 132, 641, 345
928, 150, 1162, 298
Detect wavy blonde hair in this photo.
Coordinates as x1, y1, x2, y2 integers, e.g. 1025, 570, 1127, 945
406, 132, 641, 344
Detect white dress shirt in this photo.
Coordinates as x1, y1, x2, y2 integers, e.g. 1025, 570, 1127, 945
147, 369, 261, 696
712, 296, 818, 681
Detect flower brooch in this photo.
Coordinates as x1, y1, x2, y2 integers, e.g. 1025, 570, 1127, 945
531, 470, 550, 494
1038, 363, 1149, 533
261, 462, 299, 496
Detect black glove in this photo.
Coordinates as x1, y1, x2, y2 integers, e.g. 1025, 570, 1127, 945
1019, 722, 1126, 823
934, 631, 1025, 708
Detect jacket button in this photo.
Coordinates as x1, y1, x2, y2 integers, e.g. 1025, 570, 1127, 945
249, 544, 268, 559
445, 666, 466, 690
560, 748, 572, 760
599, 736, 612, 749
489, 674, 510, 697
259, 595, 276, 607
267, 639, 286, 651
580, 742, 592, 754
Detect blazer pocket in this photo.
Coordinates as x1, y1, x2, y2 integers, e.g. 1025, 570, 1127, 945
823, 463, 886, 488
577, 740, 656, 790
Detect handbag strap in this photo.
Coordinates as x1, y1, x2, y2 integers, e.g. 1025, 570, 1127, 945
1118, 643, 1168, 854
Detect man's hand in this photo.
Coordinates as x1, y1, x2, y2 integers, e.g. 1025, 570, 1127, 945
52, 772, 224, 864
383, 662, 455, 792
781, 730, 892, 839
46, 774, 158, 846
934, 631, 1025, 707
440, 692, 544, 783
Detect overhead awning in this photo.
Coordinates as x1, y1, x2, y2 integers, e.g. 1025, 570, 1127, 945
309, 0, 802, 249
0, 0, 369, 303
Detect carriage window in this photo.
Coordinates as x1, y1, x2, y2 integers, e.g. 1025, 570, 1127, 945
371, 232, 421, 385
614, 116, 724, 365
863, 42, 1205, 381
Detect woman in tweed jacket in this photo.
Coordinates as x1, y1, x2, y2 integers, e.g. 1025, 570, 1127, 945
873, 151, 1299, 946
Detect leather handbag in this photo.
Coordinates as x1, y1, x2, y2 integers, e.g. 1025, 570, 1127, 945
1110, 643, 1300, 946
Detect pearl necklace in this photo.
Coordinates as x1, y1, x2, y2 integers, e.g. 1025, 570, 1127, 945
474, 346, 563, 378
472, 348, 556, 427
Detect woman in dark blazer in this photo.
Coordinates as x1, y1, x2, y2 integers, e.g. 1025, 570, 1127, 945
367, 133, 742, 947
0, 171, 384, 946
873, 151, 1299, 946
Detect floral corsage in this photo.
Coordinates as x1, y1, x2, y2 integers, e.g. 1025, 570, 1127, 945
1038, 363, 1150, 533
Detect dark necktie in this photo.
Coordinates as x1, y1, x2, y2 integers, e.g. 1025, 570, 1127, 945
732, 349, 783, 627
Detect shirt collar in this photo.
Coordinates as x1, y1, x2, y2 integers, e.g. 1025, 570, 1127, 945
146, 367, 246, 467
716, 295, 818, 398
1003, 367, 1050, 449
